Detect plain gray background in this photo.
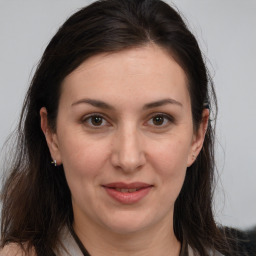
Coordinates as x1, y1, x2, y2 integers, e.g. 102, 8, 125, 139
0, 0, 255, 229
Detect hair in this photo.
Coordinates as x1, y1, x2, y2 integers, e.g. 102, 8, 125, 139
0, 0, 238, 255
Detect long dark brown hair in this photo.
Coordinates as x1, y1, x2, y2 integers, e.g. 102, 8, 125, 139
0, 0, 237, 255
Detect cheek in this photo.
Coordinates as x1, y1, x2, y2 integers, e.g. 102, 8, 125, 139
59, 136, 110, 180
59, 138, 111, 210
149, 137, 190, 195
151, 138, 190, 173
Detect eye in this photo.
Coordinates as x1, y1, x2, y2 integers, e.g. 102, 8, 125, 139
147, 114, 173, 127
82, 114, 109, 127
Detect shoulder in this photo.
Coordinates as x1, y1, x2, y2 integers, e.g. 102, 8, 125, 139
0, 243, 36, 256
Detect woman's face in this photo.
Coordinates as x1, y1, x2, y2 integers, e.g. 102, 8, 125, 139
42, 44, 206, 235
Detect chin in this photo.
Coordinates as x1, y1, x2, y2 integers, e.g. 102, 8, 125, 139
104, 221, 148, 235
98, 210, 157, 235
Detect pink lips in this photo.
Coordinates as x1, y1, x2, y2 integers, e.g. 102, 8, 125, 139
102, 182, 153, 204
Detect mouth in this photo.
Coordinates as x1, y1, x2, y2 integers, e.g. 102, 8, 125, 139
103, 182, 153, 191
102, 182, 153, 204
113, 188, 140, 193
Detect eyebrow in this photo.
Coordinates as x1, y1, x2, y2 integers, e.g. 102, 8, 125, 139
71, 98, 182, 110
143, 98, 183, 109
71, 98, 114, 110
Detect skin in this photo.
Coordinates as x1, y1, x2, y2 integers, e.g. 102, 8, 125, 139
0, 244, 36, 256
40, 44, 208, 256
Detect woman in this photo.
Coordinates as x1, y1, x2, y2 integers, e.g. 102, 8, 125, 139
0, 0, 242, 255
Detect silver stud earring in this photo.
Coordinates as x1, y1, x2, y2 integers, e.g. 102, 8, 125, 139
51, 159, 57, 167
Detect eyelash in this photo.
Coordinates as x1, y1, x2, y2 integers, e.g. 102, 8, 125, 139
82, 114, 110, 128
146, 113, 174, 128
82, 113, 174, 128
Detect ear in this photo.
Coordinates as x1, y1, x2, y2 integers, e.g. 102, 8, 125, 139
187, 108, 209, 167
40, 107, 62, 165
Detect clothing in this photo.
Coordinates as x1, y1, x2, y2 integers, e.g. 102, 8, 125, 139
55, 226, 224, 256
54, 227, 83, 256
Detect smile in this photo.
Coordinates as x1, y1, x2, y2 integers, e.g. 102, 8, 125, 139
102, 182, 153, 204
114, 188, 139, 192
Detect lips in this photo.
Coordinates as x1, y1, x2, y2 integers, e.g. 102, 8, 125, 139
102, 182, 153, 204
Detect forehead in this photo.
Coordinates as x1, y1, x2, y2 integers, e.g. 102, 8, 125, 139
60, 44, 190, 108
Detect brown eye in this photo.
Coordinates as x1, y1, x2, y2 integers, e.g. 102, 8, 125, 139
83, 115, 108, 127
147, 114, 173, 128
152, 115, 164, 126
91, 116, 103, 126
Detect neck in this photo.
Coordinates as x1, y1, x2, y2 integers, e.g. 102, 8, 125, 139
73, 213, 181, 256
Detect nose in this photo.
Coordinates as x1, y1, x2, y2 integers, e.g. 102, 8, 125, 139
111, 126, 146, 173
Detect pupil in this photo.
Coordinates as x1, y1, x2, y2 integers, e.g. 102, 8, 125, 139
153, 116, 163, 125
92, 116, 102, 125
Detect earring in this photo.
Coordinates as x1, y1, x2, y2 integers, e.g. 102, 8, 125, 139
51, 159, 57, 167
192, 154, 196, 160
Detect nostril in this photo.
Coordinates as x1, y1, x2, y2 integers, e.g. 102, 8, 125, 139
111, 152, 146, 172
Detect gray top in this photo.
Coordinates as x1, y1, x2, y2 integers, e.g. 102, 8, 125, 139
55, 227, 224, 256
54, 227, 83, 256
